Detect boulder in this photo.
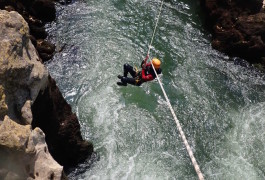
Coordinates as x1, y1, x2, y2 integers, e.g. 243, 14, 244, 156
36, 39, 56, 62
0, 116, 64, 180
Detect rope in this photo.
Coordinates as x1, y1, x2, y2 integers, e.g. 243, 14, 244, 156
146, 1, 204, 179
147, 0, 164, 56
151, 63, 204, 180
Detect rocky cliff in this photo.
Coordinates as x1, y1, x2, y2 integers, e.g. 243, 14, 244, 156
200, 0, 265, 69
32, 75, 93, 167
0, 0, 57, 62
0, 10, 48, 124
0, 9, 93, 179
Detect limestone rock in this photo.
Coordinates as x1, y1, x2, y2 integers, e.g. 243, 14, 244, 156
0, 9, 93, 171
0, 116, 64, 180
0, 0, 56, 61
21, 100, 33, 125
0, 10, 48, 123
0, 116, 31, 151
29, 127, 64, 180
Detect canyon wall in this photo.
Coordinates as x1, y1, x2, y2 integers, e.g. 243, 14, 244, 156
0, 9, 93, 180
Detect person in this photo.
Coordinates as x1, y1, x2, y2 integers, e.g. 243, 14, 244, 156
117, 55, 162, 86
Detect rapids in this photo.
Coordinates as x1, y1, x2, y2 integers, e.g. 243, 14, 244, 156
46, 0, 265, 179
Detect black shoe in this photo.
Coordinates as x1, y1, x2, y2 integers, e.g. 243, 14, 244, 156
117, 82, 127, 86
117, 75, 123, 79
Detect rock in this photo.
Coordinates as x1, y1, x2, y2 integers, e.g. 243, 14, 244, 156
27, 15, 44, 27
236, 13, 265, 37
36, 39, 56, 62
200, 0, 265, 67
0, 7, 93, 174
0, 10, 48, 123
4, 5, 15, 12
21, 100, 33, 125
32, 75, 94, 167
29, 35, 37, 47
0, 116, 31, 151
0, 86, 8, 119
29, 24, 48, 39
39, 52, 54, 62
37, 39, 56, 54
0, 0, 56, 61
30, 0, 56, 22
0, 116, 64, 180
0, 9, 93, 168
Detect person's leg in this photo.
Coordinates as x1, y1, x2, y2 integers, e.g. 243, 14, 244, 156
117, 76, 143, 86
124, 64, 136, 77
121, 77, 136, 86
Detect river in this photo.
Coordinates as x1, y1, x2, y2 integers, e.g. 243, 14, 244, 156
45, 0, 265, 179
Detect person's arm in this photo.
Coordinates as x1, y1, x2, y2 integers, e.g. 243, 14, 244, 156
141, 54, 149, 68
141, 63, 154, 81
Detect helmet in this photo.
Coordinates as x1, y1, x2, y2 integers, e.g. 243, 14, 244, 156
152, 58, 161, 69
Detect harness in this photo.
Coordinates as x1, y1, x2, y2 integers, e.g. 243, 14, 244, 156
132, 66, 141, 85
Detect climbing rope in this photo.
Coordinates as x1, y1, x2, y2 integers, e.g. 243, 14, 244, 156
146, 1, 204, 179
147, 0, 164, 56
151, 63, 204, 180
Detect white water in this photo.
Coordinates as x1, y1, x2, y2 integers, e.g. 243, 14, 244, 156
46, 0, 265, 179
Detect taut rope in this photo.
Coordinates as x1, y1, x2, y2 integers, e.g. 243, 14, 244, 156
146, 1, 204, 179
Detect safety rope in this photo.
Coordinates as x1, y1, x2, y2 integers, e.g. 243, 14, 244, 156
146, 1, 204, 179
147, 0, 164, 56
151, 63, 204, 180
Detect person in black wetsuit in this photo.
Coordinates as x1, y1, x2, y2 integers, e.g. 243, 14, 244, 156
117, 55, 162, 86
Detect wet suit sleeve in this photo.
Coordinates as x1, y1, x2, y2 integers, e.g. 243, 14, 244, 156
141, 63, 154, 81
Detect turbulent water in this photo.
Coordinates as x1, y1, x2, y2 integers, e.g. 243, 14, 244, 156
46, 0, 265, 179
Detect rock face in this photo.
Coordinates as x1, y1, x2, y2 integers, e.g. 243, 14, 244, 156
0, 9, 93, 177
200, 0, 265, 68
0, 10, 48, 124
0, 0, 57, 62
0, 116, 64, 180
32, 75, 93, 167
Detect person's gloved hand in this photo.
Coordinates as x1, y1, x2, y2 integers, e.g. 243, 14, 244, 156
141, 54, 149, 69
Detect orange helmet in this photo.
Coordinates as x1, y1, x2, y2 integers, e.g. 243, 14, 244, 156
152, 58, 161, 69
